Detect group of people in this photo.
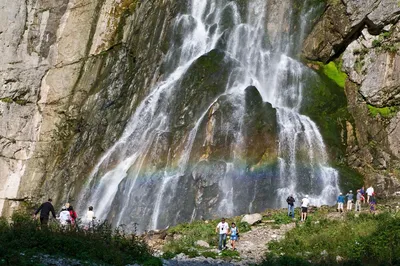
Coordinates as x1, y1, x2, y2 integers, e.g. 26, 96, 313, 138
286, 194, 310, 221
33, 198, 96, 228
215, 218, 239, 251
285, 185, 378, 222
337, 185, 377, 213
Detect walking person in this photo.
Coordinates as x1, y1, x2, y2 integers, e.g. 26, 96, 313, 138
34, 198, 56, 228
337, 193, 345, 213
355, 189, 362, 212
286, 194, 295, 218
216, 218, 229, 251
300, 195, 309, 222
346, 190, 354, 211
59, 206, 71, 227
228, 222, 239, 251
366, 186, 374, 203
68, 206, 77, 227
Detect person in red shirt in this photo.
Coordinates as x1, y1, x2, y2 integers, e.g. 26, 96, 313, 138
68, 206, 78, 227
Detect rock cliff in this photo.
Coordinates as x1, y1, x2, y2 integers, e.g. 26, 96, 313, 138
303, 0, 400, 196
0, 0, 184, 215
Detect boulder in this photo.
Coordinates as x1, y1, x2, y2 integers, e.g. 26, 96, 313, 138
195, 240, 210, 248
241, 213, 262, 225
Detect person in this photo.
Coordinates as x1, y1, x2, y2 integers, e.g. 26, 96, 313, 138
355, 189, 362, 212
59, 206, 71, 226
366, 186, 374, 203
337, 193, 345, 213
369, 192, 377, 213
216, 218, 229, 251
85, 206, 95, 228
346, 190, 354, 211
360, 186, 365, 204
286, 194, 295, 218
34, 198, 56, 227
301, 195, 309, 222
68, 206, 77, 226
228, 222, 239, 251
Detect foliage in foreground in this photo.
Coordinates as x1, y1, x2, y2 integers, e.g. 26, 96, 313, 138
262, 212, 400, 265
0, 211, 160, 266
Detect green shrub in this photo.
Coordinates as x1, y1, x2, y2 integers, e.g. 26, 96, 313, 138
202, 251, 218, 259
271, 211, 293, 225
0, 212, 155, 265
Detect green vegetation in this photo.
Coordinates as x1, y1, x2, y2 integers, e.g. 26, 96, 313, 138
317, 61, 348, 88
371, 30, 399, 53
163, 217, 250, 259
0, 97, 28, 105
367, 104, 399, 118
0, 211, 159, 266
262, 212, 400, 265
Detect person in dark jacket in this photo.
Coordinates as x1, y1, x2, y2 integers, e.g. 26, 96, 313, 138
34, 198, 56, 227
286, 194, 295, 218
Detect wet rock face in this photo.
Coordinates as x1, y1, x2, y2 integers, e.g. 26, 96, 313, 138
303, 0, 400, 194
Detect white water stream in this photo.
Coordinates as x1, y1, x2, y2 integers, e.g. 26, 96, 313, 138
77, 0, 339, 231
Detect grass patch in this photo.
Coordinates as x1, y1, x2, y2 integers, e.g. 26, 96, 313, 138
263, 212, 400, 265
163, 217, 250, 258
367, 104, 399, 118
220, 249, 240, 259
202, 251, 218, 259
0, 211, 158, 266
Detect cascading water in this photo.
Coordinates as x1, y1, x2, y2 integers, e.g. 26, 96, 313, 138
77, 0, 339, 232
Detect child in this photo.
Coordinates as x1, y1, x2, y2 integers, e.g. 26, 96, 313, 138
229, 223, 239, 250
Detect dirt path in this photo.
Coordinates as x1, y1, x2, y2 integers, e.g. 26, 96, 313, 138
235, 222, 296, 264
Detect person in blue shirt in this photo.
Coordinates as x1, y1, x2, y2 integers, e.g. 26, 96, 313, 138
346, 190, 354, 211
228, 222, 239, 250
337, 193, 345, 213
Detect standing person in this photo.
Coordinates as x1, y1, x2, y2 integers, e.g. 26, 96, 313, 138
301, 195, 309, 222
366, 186, 374, 203
346, 190, 354, 211
355, 189, 362, 212
286, 194, 295, 218
34, 198, 56, 227
85, 206, 95, 228
369, 193, 377, 213
228, 222, 239, 251
360, 186, 365, 204
68, 206, 77, 227
59, 206, 71, 227
337, 193, 345, 213
216, 218, 229, 251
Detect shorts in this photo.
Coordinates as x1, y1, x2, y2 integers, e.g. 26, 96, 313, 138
301, 207, 308, 213
231, 235, 238, 241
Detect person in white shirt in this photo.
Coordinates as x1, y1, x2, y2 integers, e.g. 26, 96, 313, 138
366, 186, 374, 203
59, 206, 71, 226
215, 217, 229, 250
85, 206, 95, 228
301, 195, 310, 222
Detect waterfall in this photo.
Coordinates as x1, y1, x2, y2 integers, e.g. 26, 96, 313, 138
77, 0, 339, 232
